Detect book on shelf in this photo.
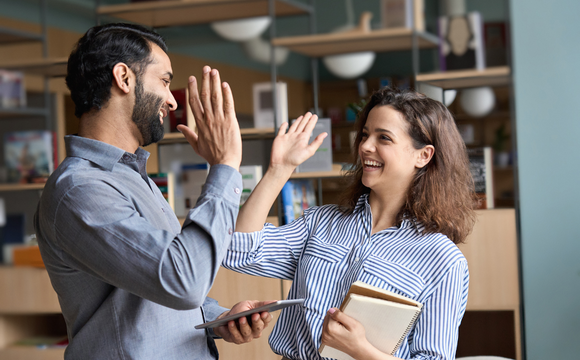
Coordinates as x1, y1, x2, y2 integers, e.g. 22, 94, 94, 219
0, 69, 26, 108
239, 165, 262, 208
319, 281, 423, 360
3, 130, 56, 184
467, 147, 494, 209
295, 118, 333, 173
438, 12, 485, 71
253, 81, 288, 129
181, 163, 209, 214
149, 172, 176, 212
280, 179, 316, 225
166, 88, 195, 133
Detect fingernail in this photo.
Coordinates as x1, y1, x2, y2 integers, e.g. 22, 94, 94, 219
222, 82, 228, 88
328, 308, 336, 314
211, 69, 217, 75
203, 66, 210, 74
189, 76, 195, 83
239, 317, 246, 324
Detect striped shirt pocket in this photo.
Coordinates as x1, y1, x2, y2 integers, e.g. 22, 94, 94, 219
362, 256, 425, 299
302, 236, 350, 263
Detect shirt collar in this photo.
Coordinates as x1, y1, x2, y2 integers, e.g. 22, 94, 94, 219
65, 135, 150, 171
355, 193, 416, 231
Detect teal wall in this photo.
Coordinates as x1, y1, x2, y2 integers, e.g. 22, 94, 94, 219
511, 0, 580, 358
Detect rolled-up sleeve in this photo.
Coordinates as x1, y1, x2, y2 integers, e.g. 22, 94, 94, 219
223, 214, 312, 281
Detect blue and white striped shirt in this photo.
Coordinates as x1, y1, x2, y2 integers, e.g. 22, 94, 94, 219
224, 194, 469, 360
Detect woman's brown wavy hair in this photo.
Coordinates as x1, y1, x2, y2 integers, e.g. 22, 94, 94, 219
339, 87, 476, 244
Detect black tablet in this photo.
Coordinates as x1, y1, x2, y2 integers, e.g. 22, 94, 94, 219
194, 299, 305, 329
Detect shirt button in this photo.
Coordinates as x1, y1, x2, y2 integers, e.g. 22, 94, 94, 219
228, 228, 233, 235
355, 257, 360, 262
234, 188, 240, 194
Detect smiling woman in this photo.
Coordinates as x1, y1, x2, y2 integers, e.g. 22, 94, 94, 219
222, 87, 478, 360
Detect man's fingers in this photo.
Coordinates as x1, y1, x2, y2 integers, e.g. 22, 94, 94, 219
200, 66, 213, 122
177, 124, 199, 153
227, 320, 244, 344
210, 69, 224, 116
187, 76, 205, 130
222, 81, 236, 119
237, 317, 253, 342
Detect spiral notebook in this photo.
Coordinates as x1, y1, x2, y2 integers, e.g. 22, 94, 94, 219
319, 281, 423, 360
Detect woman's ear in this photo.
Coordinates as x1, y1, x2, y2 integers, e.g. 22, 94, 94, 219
416, 145, 435, 169
112, 62, 132, 94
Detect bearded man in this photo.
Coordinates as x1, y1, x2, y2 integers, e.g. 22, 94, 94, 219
34, 23, 272, 360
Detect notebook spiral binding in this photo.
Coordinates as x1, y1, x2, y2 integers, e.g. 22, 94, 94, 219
390, 309, 422, 355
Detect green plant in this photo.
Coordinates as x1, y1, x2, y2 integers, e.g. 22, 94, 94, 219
493, 123, 510, 152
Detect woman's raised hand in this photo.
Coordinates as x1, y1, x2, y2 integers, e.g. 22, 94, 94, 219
269, 112, 327, 173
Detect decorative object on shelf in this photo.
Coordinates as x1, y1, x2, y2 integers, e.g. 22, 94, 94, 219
484, 22, 508, 67
460, 86, 496, 117
239, 165, 263, 208
322, 5, 376, 79
252, 81, 288, 129
417, 82, 457, 106
381, 0, 413, 29
438, 12, 485, 71
1, 213, 25, 264
210, 16, 271, 42
280, 179, 317, 225
295, 118, 333, 173
467, 147, 494, 209
4, 130, 56, 184
242, 36, 289, 65
457, 123, 475, 144
0, 69, 26, 108
492, 123, 510, 167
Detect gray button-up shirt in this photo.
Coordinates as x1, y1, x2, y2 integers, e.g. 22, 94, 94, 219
34, 135, 242, 359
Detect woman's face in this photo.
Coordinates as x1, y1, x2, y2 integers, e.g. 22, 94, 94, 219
358, 106, 428, 195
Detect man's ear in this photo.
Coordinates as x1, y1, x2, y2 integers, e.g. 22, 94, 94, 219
416, 145, 435, 169
112, 63, 133, 94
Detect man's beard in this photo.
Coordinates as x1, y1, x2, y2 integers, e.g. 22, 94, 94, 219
132, 77, 165, 146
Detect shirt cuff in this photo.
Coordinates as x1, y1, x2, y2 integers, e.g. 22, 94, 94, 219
229, 230, 261, 252
203, 164, 243, 206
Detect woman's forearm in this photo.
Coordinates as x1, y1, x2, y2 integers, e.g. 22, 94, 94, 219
235, 165, 294, 233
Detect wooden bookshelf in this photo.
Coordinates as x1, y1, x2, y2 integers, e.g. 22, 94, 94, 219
272, 28, 439, 57
0, 183, 45, 192
0, 346, 65, 360
0, 107, 49, 119
159, 127, 275, 144
0, 57, 68, 77
416, 66, 511, 89
98, 0, 309, 28
0, 26, 43, 45
290, 163, 344, 179
0, 267, 60, 314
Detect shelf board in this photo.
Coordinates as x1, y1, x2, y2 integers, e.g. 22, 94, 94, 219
159, 127, 275, 144
0, 346, 65, 360
290, 163, 344, 179
272, 28, 439, 57
0, 26, 43, 45
98, 0, 309, 28
0, 267, 60, 313
0, 107, 49, 118
0, 183, 45, 192
0, 57, 68, 77
416, 66, 511, 89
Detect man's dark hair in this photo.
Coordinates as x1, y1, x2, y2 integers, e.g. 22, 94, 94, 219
66, 23, 167, 118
